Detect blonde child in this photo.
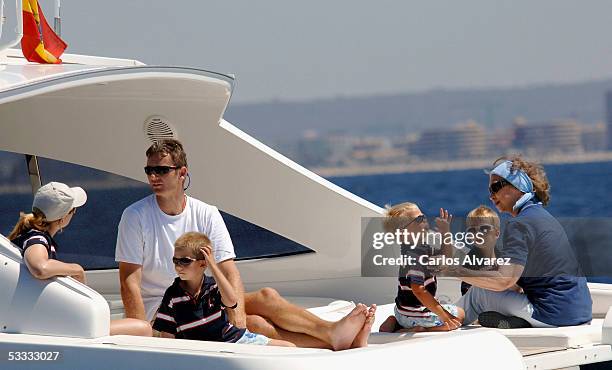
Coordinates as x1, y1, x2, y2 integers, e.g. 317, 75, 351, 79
460, 205, 501, 295
379, 202, 465, 332
153, 232, 294, 346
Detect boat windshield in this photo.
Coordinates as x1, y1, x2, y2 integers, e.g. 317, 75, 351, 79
0, 150, 313, 270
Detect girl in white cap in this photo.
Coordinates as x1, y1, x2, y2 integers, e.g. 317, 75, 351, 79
8, 182, 152, 337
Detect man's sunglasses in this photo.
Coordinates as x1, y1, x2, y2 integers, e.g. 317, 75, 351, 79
172, 256, 203, 266
466, 224, 495, 234
405, 214, 427, 227
489, 179, 510, 195
144, 166, 180, 176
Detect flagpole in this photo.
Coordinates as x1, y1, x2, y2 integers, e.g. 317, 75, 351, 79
24, 0, 62, 194
54, 0, 61, 36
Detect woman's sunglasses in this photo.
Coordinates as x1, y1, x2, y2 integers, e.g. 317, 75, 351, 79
144, 166, 180, 176
489, 179, 510, 195
466, 224, 495, 234
172, 256, 203, 266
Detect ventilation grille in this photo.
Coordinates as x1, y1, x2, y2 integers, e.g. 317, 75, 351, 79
143, 116, 177, 143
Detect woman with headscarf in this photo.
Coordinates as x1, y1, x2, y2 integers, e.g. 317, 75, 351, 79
454, 156, 592, 328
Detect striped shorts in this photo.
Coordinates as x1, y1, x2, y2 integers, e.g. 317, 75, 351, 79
235, 329, 271, 345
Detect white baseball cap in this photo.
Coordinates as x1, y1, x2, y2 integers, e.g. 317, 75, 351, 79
32, 182, 87, 221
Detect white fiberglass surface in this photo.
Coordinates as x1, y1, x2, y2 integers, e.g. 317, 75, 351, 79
0, 1, 22, 52
0, 64, 108, 92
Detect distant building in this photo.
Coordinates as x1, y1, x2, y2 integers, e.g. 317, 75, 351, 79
485, 128, 514, 158
294, 130, 332, 167
581, 123, 607, 152
410, 121, 487, 161
391, 134, 418, 158
512, 119, 582, 156
607, 91, 612, 150
349, 137, 408, 165
325, 135, 359, 166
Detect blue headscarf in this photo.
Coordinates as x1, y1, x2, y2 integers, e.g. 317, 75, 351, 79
488, 160, 536, 211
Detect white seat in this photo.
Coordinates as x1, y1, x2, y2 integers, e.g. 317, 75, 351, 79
363, 303, 603, 351
589, 283, 612, 318
495, 320, 602, 349
0, 234, 111, 338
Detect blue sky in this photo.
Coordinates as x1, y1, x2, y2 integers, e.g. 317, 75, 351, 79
56, 1, 612, 103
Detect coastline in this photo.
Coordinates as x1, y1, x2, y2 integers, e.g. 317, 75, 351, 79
313, 151, 612, 178
2, 152, 612, 194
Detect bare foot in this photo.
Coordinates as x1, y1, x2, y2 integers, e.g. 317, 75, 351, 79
328, 303, 368, 351
379, 315, 398, 333
351, 304, 377, 348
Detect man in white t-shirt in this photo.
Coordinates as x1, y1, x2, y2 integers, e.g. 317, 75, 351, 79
116, 139, 375, 350
116, 194, 234, 321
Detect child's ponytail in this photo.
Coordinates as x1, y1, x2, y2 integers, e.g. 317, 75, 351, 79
8, 209, 50, 240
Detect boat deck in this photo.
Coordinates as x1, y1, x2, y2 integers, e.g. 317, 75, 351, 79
299, 298, 612, 369
106, 293, 611, 358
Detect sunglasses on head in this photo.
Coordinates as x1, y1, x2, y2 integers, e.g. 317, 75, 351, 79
172, 256, 202, 266
405, 214, 427, 227
489, 179, 510, 195
466, 224, 494, 234
144, 166, 180, 176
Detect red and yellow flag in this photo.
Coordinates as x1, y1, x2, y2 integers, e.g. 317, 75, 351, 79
21, 0, 67, 64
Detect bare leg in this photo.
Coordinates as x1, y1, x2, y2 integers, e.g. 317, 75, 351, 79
110, 318, 152, 336
267, 339, 297, 347
245, 288, 367, 350
455, 307, 465, 324
351, 304, 376, 348
379, 315, 398, 332
247, 314, 330, 349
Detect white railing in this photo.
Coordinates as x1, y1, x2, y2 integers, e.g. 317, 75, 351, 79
0, 0, 23, 52
0, 0, 61, 53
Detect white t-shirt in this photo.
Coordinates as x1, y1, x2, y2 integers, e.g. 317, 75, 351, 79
115, 194, 236, 321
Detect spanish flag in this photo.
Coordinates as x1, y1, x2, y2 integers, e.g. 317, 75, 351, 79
21, 0, 67, 64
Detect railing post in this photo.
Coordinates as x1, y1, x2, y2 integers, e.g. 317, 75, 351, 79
54, 0, 61, 36
25, 154, 42, 194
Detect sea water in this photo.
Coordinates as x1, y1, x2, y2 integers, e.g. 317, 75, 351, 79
1, 161, 611, 278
